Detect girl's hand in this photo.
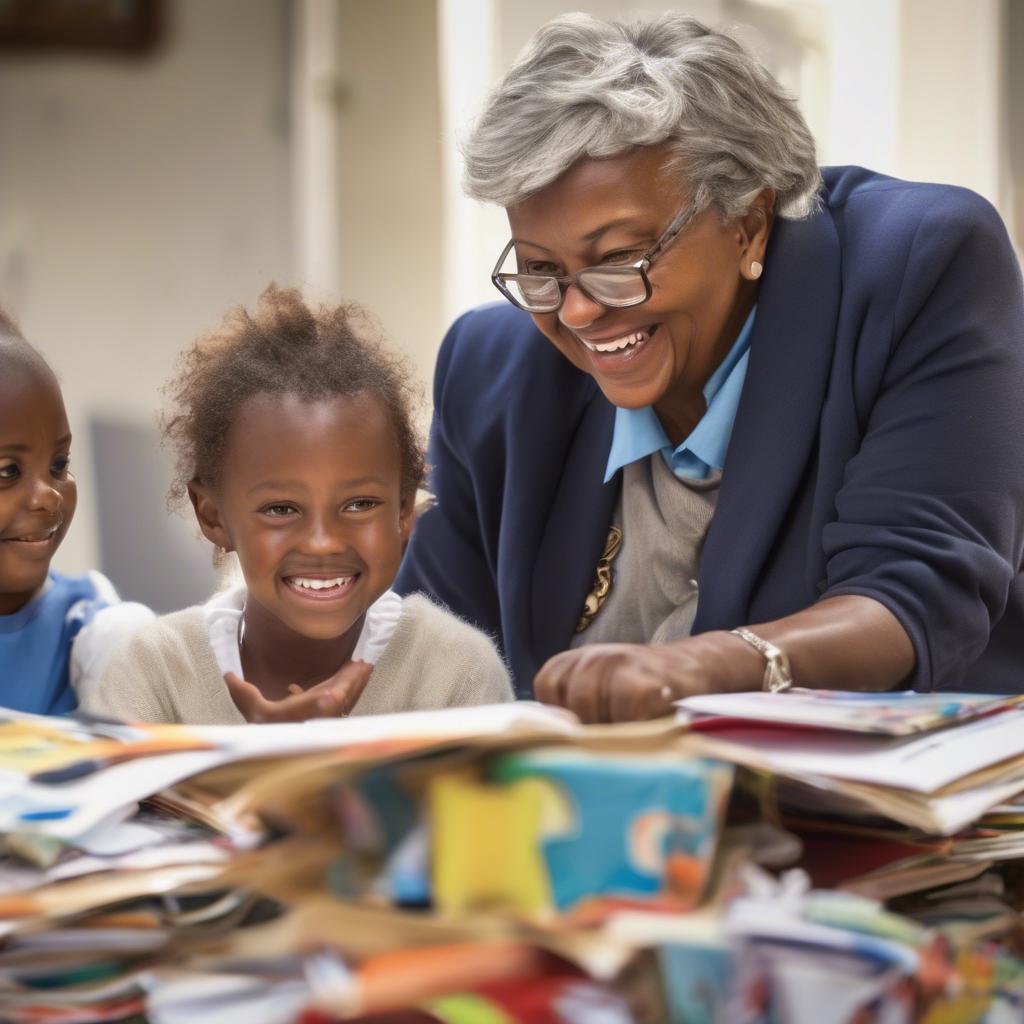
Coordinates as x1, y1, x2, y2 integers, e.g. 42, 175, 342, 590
223, 659, 374, 723
534, 632, 763, 724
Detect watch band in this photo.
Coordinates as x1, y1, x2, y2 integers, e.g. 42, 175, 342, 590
729, 627, 794, 693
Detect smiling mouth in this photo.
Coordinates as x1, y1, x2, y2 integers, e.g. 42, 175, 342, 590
3, 526, 59, 546
578, 324, 658, 355
283, 574, 359, 601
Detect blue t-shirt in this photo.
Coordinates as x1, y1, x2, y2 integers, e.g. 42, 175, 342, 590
0, 571, 119, 715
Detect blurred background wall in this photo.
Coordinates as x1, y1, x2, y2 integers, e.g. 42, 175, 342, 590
0, 0, 293, 608
0, 0, 1018, 611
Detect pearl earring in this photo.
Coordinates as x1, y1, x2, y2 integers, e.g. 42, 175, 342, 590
750, 260, 763, 280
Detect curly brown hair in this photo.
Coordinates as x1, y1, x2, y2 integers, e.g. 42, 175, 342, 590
163, 285, 425, 506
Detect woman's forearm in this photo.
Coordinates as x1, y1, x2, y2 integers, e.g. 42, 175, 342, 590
737, 594, 916, 691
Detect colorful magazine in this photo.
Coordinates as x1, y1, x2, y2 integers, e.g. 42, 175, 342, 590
677, 689, 1024, 736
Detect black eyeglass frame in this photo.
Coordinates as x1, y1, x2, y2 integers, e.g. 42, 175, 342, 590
490, 201, 699, 314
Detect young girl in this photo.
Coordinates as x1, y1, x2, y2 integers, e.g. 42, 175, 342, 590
0, 307, 153, 715
84, 287, 512, 724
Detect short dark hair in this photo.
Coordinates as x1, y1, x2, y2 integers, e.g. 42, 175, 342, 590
163, 285, 426, 507
0, 304, 22, 341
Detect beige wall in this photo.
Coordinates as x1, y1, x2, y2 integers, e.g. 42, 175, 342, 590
333, 0, 444, 392
822, 0, 1010, 218
0, 0, 293, 580
898, 0, 1005, 206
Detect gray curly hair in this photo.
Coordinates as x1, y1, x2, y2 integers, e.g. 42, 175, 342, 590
463, 12, 821, 220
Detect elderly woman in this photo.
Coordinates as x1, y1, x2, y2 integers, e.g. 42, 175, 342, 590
395, 12, 1024, 721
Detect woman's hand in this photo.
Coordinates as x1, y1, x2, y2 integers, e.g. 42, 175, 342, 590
534, 596, 916, 724
223, 659, 373, 723
534, 631, 763, 724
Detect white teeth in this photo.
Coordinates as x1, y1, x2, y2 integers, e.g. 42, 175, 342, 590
12, 529, 55, 542
581, 331, 645, 353
289, 576, 353, 591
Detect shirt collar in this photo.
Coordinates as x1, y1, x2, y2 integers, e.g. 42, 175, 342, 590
604, 307, 756, 482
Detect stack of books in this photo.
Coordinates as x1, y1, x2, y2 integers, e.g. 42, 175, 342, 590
0, 692, 1023, 1022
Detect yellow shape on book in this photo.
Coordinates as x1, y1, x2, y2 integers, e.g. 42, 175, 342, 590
430, 772, 553, 913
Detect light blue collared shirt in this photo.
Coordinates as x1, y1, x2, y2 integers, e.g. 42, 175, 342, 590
604, 308, 755, 482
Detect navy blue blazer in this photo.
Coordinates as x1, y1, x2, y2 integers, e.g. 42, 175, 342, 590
396, 167, 1024, 697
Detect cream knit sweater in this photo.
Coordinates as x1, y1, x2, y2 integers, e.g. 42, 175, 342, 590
83, 594, 512, 724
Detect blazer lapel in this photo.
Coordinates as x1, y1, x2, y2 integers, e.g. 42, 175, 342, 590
695, 207, 842, 630
530, 390, 619, 673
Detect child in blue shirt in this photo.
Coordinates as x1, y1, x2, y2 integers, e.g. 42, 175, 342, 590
0, 307, 153, 714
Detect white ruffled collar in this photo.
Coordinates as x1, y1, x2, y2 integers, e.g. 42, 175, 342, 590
202, 583, 403, 680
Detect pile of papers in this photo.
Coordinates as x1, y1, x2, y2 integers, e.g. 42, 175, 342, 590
1, 692, 1024, 1022
680, 690, 1024, 833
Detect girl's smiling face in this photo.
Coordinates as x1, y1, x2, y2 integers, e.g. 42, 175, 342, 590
191, 391, 411, 648
0, 360, 76, 616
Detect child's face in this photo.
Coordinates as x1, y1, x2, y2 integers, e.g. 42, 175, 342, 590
193, 391, 412, 644
0, 362, 76, 615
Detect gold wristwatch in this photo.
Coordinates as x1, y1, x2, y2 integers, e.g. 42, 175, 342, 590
729, 627, 793, 693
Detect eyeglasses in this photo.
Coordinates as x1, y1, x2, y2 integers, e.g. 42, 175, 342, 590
491, 202, 698, 314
